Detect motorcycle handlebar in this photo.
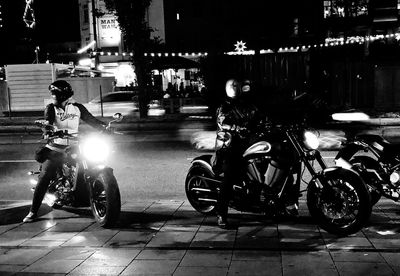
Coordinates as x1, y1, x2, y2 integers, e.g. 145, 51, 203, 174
47, 130, 78, 140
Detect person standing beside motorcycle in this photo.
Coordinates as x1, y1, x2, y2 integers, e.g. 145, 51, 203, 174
214, 78, 259, 228
23, 80, 108, 223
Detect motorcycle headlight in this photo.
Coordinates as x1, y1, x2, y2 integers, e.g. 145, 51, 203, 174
304, 131, 319, 150
81, 135, 110, 163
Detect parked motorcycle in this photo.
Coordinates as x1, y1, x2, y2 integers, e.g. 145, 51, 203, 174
334, 112, 400, 205
28, 113, 123, 227
186, 110, 372, 236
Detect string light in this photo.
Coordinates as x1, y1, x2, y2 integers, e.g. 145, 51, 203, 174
88, 31, 400, 58
23, 0, 36, 29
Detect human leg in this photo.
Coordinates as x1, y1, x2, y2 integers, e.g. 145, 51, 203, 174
216, 151, 240, 228
23, 151, 63, 222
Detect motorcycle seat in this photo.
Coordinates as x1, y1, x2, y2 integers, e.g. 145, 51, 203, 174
357, 134, 400, 154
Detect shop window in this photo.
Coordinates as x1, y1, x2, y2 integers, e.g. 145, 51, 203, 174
324, 0, 369, 19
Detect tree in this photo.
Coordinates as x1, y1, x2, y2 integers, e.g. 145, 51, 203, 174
103, 0, 153, 118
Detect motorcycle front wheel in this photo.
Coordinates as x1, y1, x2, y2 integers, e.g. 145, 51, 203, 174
185, 165, 217, 214
307, 168, 371, 236
90, 170, 121, 228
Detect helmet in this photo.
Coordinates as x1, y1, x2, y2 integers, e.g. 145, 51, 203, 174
225, 79, 241, 99
48, 80, 73, 103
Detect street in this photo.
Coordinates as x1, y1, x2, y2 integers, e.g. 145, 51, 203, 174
0, 130, 337, 202
1, 132, 400, 276
0, 136, 198, 202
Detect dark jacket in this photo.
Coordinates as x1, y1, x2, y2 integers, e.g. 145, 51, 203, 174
215, 97, 258, 151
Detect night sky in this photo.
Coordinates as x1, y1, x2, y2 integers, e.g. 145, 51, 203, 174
2, 0, 80, 43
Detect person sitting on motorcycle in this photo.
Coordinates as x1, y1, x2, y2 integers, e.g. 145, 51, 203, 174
23, 80, 108, 223
214, 78, 259, 228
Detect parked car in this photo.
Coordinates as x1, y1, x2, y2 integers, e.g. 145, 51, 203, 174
84, 91, 165, 117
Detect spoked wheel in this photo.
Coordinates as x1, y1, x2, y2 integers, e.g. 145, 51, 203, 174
185, 165, 218, 214
307, 168, 371, 236
90, 171, 121, 228
350, 156, 382, 205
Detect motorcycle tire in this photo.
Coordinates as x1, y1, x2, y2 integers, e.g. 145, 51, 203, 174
90, 170, 121, 228
349, 155, 382, 205
307, 168, 371, 236
185, 165, 217, 214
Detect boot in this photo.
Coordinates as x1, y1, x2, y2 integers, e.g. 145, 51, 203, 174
217, 215, 228, 229
22, 211, 38, 223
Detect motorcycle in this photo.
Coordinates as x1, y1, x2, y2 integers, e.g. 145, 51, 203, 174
28, 113, 123, 227
185, 110, 372, 236
334, 112, 400, 205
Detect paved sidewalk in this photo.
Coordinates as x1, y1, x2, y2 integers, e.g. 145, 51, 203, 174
0, 199, 399, 275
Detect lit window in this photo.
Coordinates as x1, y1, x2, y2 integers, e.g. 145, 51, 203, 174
324, 0, 369, 19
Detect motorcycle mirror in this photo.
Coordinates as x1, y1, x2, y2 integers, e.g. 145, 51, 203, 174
331, 112, 370, 121
112, 113, 123, 122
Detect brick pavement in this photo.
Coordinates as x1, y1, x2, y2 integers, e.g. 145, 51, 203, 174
0, 199, 399, 275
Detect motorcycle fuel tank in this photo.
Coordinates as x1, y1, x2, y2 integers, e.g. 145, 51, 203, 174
243, 141, 271, 158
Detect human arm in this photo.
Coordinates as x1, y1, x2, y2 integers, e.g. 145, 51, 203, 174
74, 103, 107, 131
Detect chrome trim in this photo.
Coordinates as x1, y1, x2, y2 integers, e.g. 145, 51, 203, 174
198, 198, 217, 202
197, 175, 221, 183
191, 188, 212, 193
243, 141, 271, 158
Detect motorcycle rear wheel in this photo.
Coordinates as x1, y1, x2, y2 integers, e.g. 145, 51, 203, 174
349, 155, 382, 205
185, 165, 217, 214
307, 168, 371, 236
90, 170, 121, 228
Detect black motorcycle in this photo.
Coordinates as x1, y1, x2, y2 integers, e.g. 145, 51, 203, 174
28, 113, 123, 227
335, 133, 400, 205
332, 111, 400, 206
185, 118, 372, 236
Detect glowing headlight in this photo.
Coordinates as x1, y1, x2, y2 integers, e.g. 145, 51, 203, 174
82, 136, 110, 163
304, 131, 319, 150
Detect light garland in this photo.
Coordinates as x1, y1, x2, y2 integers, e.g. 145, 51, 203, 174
88, 31, 400, 58
23, 0, 36, 29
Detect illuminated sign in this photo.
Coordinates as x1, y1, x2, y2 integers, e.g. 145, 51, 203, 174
96, 0, 121, 48
98, 15, 121, 47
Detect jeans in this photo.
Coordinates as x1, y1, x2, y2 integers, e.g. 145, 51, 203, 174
215, 149, 242, 218
30, 150, 64, 214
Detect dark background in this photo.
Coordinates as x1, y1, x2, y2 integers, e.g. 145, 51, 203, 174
0, 0, 80, 64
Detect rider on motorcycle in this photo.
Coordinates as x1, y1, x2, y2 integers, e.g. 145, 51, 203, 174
214, 78, 259, 228
23, 80, 107, 223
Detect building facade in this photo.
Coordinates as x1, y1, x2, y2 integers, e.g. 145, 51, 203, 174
77, 0, 167, 87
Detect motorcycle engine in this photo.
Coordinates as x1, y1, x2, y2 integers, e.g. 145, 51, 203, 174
50, 164, 76, 206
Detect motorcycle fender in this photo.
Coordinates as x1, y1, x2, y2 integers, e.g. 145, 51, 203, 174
191, 155, 215, 178
86, 166, 114, 180
335, 142, 365, 163
318, 166, 365, 188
